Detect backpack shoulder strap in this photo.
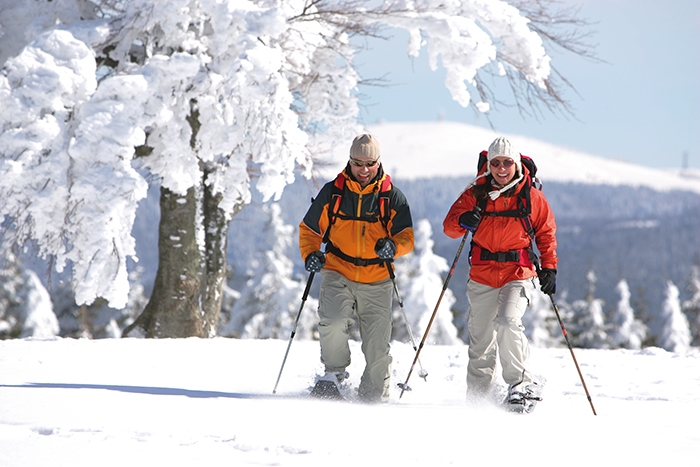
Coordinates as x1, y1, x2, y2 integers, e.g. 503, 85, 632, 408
377, 175, 393, 231
474, 158, 543, 268
518, 179, 536, 239
321, 173, 346, 244
330, 173, 344, 221
324, 172, 393, 241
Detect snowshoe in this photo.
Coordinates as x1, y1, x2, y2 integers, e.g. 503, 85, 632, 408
505, 377, 545, 414
309, 371, 349, 401
310, 380, 344, 400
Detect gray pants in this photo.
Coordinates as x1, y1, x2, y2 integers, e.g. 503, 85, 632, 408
317, 270, 393, 402
466, 278, 534, 396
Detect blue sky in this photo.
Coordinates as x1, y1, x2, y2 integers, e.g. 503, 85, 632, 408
354, 0, 700, 169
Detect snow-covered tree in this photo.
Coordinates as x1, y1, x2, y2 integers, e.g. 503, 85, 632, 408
220, 203, 318, 340
649, 281, 691, 352
0, 248, 59, 339
523, 287, 561, 348
216, 277, 241, 336
394, 219, 460, 345
608, 279, 647, 350
0, 0, 592, 338
570, 270, 607, 348
48, 266, 148, 338
682, 265, 700, 346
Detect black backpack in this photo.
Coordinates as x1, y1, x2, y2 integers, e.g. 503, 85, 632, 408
474, 150, 543, 268
320, 172, 393, 267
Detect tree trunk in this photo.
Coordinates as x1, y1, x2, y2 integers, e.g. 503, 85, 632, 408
124, 186, 204, 338
200, 166, 246, 336
123, 179, 245, 338
200, 185, 225, 337
122, 101, 245, 338
200, 178, 225, 336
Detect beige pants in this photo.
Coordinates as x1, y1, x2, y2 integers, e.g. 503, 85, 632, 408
317, 270, 393, 402
466, 278, 535, 396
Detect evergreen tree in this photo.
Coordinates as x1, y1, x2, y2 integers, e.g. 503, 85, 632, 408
523, 287, 562, 348
49, 267, 148, 338
216, 276, 241, 339
393, 219, 460, 345
608, 279, 647, 349
682, 265, 700, 346
650, 281, 691, 352
570, 270, 608, 348
220, 203, 317, 340
0, 249, 58, 339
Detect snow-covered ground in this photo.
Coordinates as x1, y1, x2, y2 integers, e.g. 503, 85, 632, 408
1, 337, 698, 466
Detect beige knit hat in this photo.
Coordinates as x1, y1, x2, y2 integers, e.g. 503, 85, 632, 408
350, 134, 381, 160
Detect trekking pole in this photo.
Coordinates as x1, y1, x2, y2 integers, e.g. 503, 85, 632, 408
398, 229, 471, 398
548, 293, 598, 416
384, 262, 428, 381
272, 270, 316, 394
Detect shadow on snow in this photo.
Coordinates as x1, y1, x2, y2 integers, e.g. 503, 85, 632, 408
0, 382, 301, 400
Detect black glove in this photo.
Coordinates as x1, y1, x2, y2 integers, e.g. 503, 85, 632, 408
459, 207, 481, 232
305, 250, 325, 273
374, 237, 397, 260
538, 268, 557, 295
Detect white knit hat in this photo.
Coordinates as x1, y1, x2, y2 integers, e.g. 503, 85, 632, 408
464, 136, 524, 200
487, 136, 522, 175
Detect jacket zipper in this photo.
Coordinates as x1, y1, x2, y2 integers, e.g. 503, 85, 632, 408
356, 194, 364, 281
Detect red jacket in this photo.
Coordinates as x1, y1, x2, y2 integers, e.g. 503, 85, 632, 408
443, 167, 557, 288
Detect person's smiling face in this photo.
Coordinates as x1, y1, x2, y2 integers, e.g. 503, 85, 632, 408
490, 157, 517, 187
349, 157, 380, 187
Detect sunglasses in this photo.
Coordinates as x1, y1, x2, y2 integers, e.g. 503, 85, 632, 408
349, 157, 380, 168
490, 158, 515, 168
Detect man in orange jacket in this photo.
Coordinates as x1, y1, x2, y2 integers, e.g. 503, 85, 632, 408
443, 136, 557, 410
300, 134, 414, 403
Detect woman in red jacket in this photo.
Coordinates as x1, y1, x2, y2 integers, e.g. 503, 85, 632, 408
443, 136, 557, 409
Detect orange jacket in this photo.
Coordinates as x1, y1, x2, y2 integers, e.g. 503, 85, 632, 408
443, 167, 557, 288
300, 167, 414, 283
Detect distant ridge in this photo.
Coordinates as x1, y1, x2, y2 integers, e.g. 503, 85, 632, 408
347, 121, 700, 195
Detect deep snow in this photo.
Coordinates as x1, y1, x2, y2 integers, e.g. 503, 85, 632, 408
1, 337, 698, 466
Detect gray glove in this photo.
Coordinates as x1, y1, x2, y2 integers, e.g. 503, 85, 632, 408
374, 238, 396, 260
305, 250, 325, 272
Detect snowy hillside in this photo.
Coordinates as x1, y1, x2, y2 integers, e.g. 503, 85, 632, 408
0, 338, 698, 466
333, 121, 700, 194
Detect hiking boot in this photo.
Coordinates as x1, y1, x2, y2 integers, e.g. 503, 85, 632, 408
358, 375, 391, 404
318, 370, 349, 385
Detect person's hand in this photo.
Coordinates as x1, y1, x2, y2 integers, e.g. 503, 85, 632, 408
459, 207, 481, 232
374, 237, 396, 260
538, 268, 557, 295
305, 250, 325, 272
